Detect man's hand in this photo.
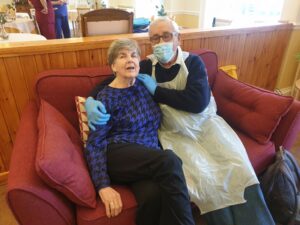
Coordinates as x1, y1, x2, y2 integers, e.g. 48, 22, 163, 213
137, 74, 157, 95
99, 187, 123, 218
85, 97, 111, 131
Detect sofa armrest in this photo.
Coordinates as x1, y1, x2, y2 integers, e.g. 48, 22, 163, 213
7, 101, 76, 225
271, 100, 300, 150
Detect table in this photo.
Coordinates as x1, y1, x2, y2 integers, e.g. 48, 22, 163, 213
4, 18, 37, 34
0, 33, 46, 43
16, 12, 30, 19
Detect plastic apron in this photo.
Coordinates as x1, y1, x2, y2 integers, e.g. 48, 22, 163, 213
147, 47, 258, 214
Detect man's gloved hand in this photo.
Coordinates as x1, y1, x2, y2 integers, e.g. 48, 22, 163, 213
85, 97, 111, 131
137, 74, 157, 95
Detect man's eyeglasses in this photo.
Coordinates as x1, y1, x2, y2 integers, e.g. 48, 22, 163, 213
149, 32, 177, 44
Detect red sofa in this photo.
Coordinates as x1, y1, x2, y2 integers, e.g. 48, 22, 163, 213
7, 49, 300, 225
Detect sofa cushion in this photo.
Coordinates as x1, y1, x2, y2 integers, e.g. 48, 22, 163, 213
213, 71, 293, 144
36, 99, 97, 208
236, 130, 276, 174
75, 96, 89, 147
77, 185, 137, 225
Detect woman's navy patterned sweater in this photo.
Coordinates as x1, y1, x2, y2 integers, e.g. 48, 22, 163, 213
85, 79, 162, 191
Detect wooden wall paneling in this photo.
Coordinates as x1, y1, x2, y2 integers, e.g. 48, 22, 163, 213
100, 48, 108, 66
226, 34, 247, 76
0, 154, 6, 173
215, 36, 228, 65
138, 42, 152, 60
239, 33, 257, 86
139, 44, 146, 60
63, 52, 78, 68
267, 29, 292, 90
0, 109, 12, 172
35, 54, 51, 73
76, 50, 92, 67
248, 32, 267, 87
0, 171, 9, 185
182, 38, 194, 51
255, 31, 274, 89
144, 43, 153, 58
0, 63, 20, 144
89, 49, 102, 67
182, 38, 205, 54
19, 56, 38, 100
215, 36, 230, 66
49, 52, 65, 69
4, 57, 30, 116
202, 37, 215, 54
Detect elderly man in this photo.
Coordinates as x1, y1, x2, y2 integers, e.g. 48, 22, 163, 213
86, 17, 275, 225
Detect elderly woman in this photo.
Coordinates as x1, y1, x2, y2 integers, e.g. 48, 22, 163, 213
84, 38, 195, 225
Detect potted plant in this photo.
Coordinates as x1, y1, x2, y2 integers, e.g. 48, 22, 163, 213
156, 4, 167, 17
0, 12, 9, 39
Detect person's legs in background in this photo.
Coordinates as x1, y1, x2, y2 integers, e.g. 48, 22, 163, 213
61, 15, 70, 38
55, 15, 63, 39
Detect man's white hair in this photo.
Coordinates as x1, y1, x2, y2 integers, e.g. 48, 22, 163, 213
149, 17, 180, 34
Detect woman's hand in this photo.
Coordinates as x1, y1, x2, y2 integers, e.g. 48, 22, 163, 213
99, 187, 123, 218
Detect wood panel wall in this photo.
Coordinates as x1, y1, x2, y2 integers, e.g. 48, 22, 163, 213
0, 23, 293, 176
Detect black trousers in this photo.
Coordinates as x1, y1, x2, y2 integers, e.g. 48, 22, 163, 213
107, 143, 195, 225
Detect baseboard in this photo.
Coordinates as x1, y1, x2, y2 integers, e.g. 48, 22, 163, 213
0, 172, 8, 186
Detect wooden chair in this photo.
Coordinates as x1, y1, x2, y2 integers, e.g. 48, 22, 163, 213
29, 8, 41, 34
81, 8, 133, 37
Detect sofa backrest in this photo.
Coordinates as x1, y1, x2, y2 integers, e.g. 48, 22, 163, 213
35, 49, 220, 131
190, 49, 219, 88
36, 66, 113, 130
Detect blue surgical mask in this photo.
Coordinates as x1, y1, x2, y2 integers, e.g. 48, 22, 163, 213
153, 42, 175, 64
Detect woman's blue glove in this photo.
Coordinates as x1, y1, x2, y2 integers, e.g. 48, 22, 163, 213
137, 73, 157, 95
85, 97, 111, 131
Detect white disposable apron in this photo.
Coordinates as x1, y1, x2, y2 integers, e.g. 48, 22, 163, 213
147, 47, 258, 214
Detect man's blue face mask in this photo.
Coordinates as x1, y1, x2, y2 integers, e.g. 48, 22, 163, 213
153, 42, 175, 64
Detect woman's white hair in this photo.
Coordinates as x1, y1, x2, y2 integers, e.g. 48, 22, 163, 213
149, 17, 180, 34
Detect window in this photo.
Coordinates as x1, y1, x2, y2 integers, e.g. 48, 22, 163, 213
203, 0, 284, 28
135, 0, 163, 18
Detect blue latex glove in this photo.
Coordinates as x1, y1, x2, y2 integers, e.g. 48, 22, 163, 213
85, 97, 111, 131
137, 73, 157, 95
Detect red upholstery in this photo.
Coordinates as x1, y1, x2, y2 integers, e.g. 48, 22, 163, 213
213, 70, 293, 144
36, 100, 97, 208
7, 102, 76, 225
77, 186, 137, 225
7, 49, 300, 225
